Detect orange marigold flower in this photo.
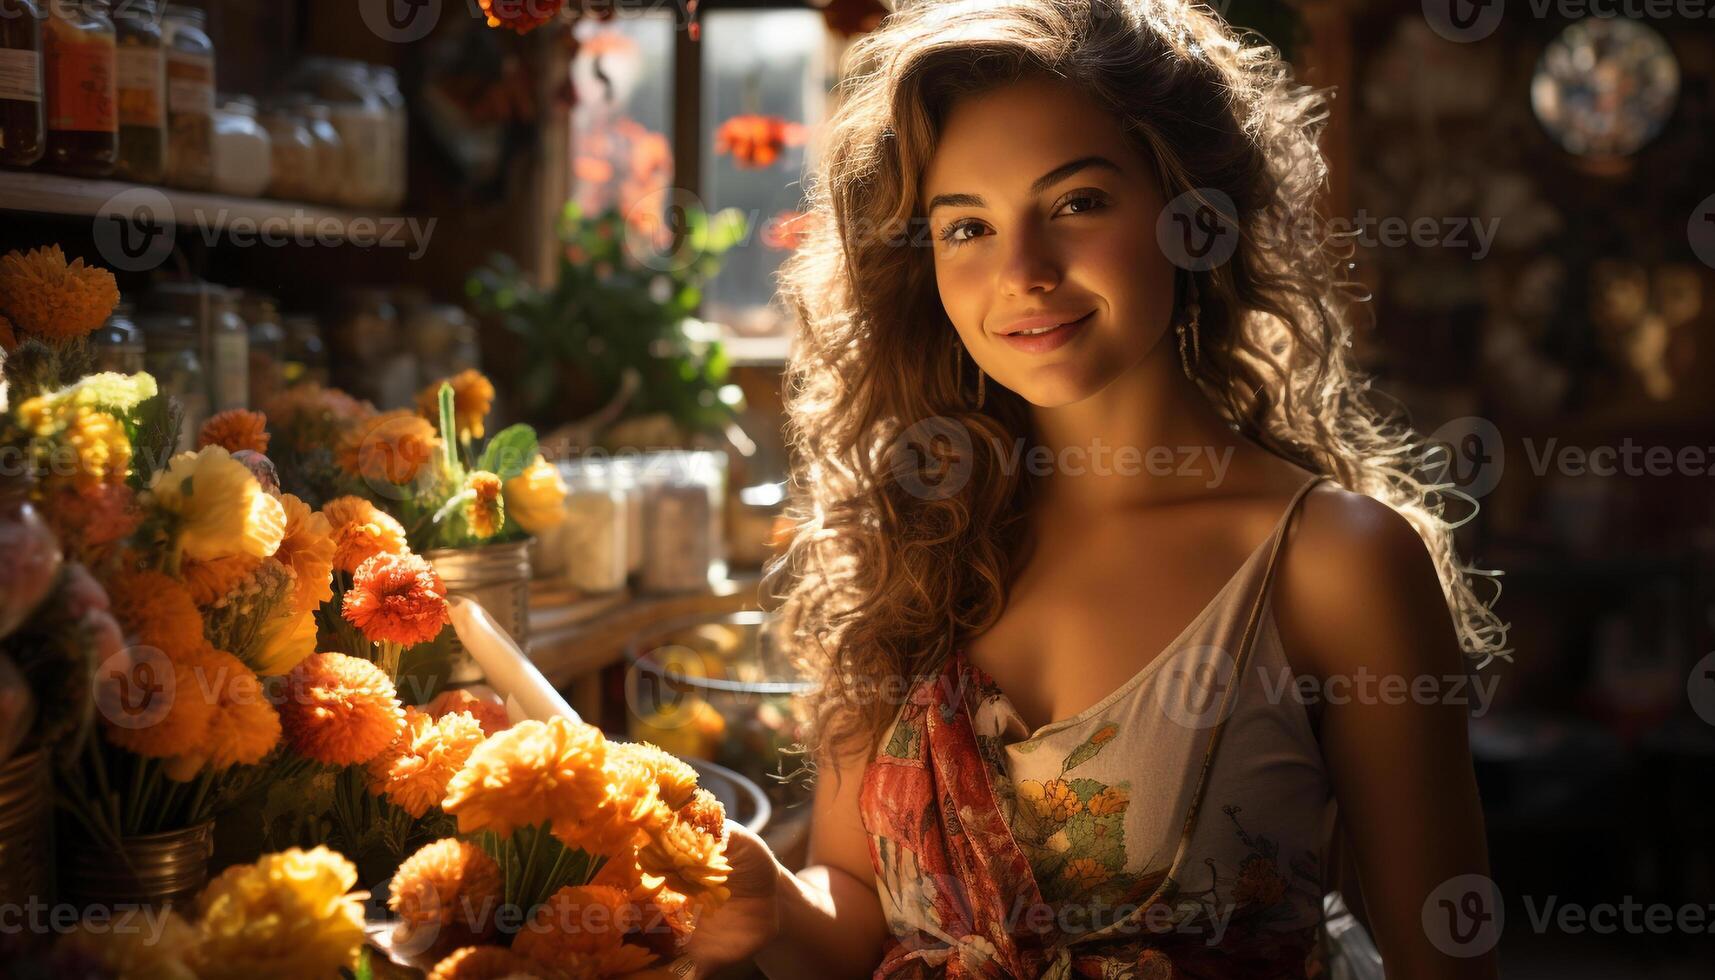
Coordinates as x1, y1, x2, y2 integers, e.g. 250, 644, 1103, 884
337, 410, 440, 487
611, 740, 701, 810
264, 384, 372, 453
424, 688, 510, 736
38, 481, 140, 561
181, 554, 263, 607
320, 495, 408, 574
442, 718, 611, 838
510, 884, 655, 974
416, 370, 495, 440
103, 566, 206, 657
277, 652, 404, 766
197, 409, 271, 455
0, 311, 15, 351
97, 645, 216, 759
366, 706, 487, 819
677, 787, 727, 843
164, 646, 282, 781
389, 838, 503, 945
478, 0, 565, 34
551, 752, 667, 858
0, 245, 120, 341
343, 551, 450, 647
463, 471, 504, 539
274, 494, 335, 613
428, 946, 542, 980
637, 815, 732, 911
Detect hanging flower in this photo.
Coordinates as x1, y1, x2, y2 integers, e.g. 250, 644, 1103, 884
103, 566, 206, 656
197, 408, 272, 455
164, 645, 282, 781
478, 0, 565, 34
502, 455, 566, 533
441, 717, 611, 838
366, 706, 488, 818
277, 652, 404, 766
273, 494, 335, 613
510, 884, 656, 976
463, 471, 504, 539
337, 409, 440, 487
428, 946, 542, 980
148, 446, 288, 561
713, 114, 808, 169
181, 554, 263, 607
192, 846, 366, 980
416, 370, 495, 440
320, 495, 408, 574
388, 838, 503, 944
342, 551, 450, 647
425, 688, 510, 736
0, 244, 120, 341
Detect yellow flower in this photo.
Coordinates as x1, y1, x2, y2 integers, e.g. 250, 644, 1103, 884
274, 494, 335, 613
321, 495, 408, 573
163, 646, 282, 781
417, 369, 495, 440
56, 908, 198, 979
636, 805, 732, 910
366, 706, 488, 818
388, 838, 503, 943
1087, 785, 1128, 817
58, 407, 131, 489
149, 446, 287, 561
463, 471, 504, 539
551, 751, 668, 859
503, 455, 566, 533
441, 717, 611, 838
193, 846, 365, 980
250, 605, 317, 676
510, 884, 657, 975
278, 652, 404, 766
1019, 778, 1082, 823
337, 409, 440, 486
0, 244, 119, 341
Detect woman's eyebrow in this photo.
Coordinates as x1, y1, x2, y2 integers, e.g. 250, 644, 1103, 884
925, 155, 1123, 213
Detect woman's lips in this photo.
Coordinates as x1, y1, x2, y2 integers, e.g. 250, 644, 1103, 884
996, 310, 1093, 353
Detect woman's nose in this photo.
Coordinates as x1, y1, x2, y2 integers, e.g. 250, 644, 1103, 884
996, 224, 1062, 297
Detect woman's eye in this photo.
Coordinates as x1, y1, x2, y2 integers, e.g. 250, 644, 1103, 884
1058, 190, 1109, 216
938, 220, 984, 248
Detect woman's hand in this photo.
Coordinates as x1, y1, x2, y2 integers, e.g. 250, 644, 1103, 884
681, 821, 785, 978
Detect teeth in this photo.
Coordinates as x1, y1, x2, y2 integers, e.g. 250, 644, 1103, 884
1015, 324, 1062, 336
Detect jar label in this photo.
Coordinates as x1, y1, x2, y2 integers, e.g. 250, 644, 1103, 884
46, 41, 115, 132
165, 51, 212, 113
116, 46, 163, 126
0, 49, 41, 104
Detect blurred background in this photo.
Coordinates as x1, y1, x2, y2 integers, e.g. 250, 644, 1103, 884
1, 0, 1713, 975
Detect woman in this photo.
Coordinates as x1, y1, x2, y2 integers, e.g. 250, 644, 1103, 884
690, 1, 1510, 977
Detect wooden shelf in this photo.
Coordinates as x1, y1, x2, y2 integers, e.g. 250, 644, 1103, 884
0, 171, 384, 240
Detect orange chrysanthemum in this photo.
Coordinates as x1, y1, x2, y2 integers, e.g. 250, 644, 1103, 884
0, 311, 15, 351
98, 646, 216, 759
510, 884, 656, 975
342, 552, 450, 647
637, 812, 732, 911
320, 495, 408, 574
264, 384, 372, 453
198, 409, 271, 455
713, 114, 808, 169
551, 752, 668, 859
337, 410, 440, 487
611, 740, 701, 810
428, 946, 542, 980
274, 494, 335, 613
277, 652, 404, 766
389, 838, 503, 944
478, 0, 565, 34
416, 370, 495, 440
441, 718, 611, 838
0, 245, 120, 341
425, 688, 510, 736
463, 471, 503, 539
366, 706, 487, 818
103, 566, 206, 657
164, 645, 282, 781
180, 554, 263, 607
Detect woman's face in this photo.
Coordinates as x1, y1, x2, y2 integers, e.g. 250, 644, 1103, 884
920, 75, 1177, 408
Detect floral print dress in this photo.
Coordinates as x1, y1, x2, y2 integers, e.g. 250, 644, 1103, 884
860, 475, 1335, 979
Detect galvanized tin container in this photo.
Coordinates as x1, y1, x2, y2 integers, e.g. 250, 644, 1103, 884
61, 821, 214, 912
0, 749, 51, 910
425, 537, 533, 685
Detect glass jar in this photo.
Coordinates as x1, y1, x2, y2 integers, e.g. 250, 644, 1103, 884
139, 313, 205, 452
0, 0, 46, 169
210, 95, 270, 197
238, 291, 283, 409
610, 455, 644, 576
90, 300, 145, 374
368, 64, 406, 209
280, 313, 328, 388
143, 280, 248, 413
42, 0, 116, 177
548, 459, 629, 593
257, 96, 313, 200
160, 3, 213, 190
285, 97, 343, 205
636, 449, 728, 594
111, 0, 163, 182
290, 57, 388, 208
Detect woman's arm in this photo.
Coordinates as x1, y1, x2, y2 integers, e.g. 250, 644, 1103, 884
1274, 488, 1501, 980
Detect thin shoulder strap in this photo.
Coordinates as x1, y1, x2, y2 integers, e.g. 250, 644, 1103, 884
1067, 474, 1332, 949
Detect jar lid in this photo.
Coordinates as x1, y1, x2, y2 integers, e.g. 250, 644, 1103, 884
163, 4, 206, 25
136, 313, 197, 338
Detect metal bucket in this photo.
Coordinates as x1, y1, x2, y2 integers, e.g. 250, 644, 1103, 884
61, 821, 214, 912
0, 749, 51, 910
425, 538, 533, 685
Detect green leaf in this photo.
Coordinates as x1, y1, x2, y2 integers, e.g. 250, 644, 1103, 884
478, 424, 538, 481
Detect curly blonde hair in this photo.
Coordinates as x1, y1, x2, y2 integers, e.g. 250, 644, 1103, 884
764, 0, 1510, 778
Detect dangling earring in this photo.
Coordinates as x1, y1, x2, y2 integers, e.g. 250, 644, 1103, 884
1176, 275, 1202, 380
953, 340, 986, 410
